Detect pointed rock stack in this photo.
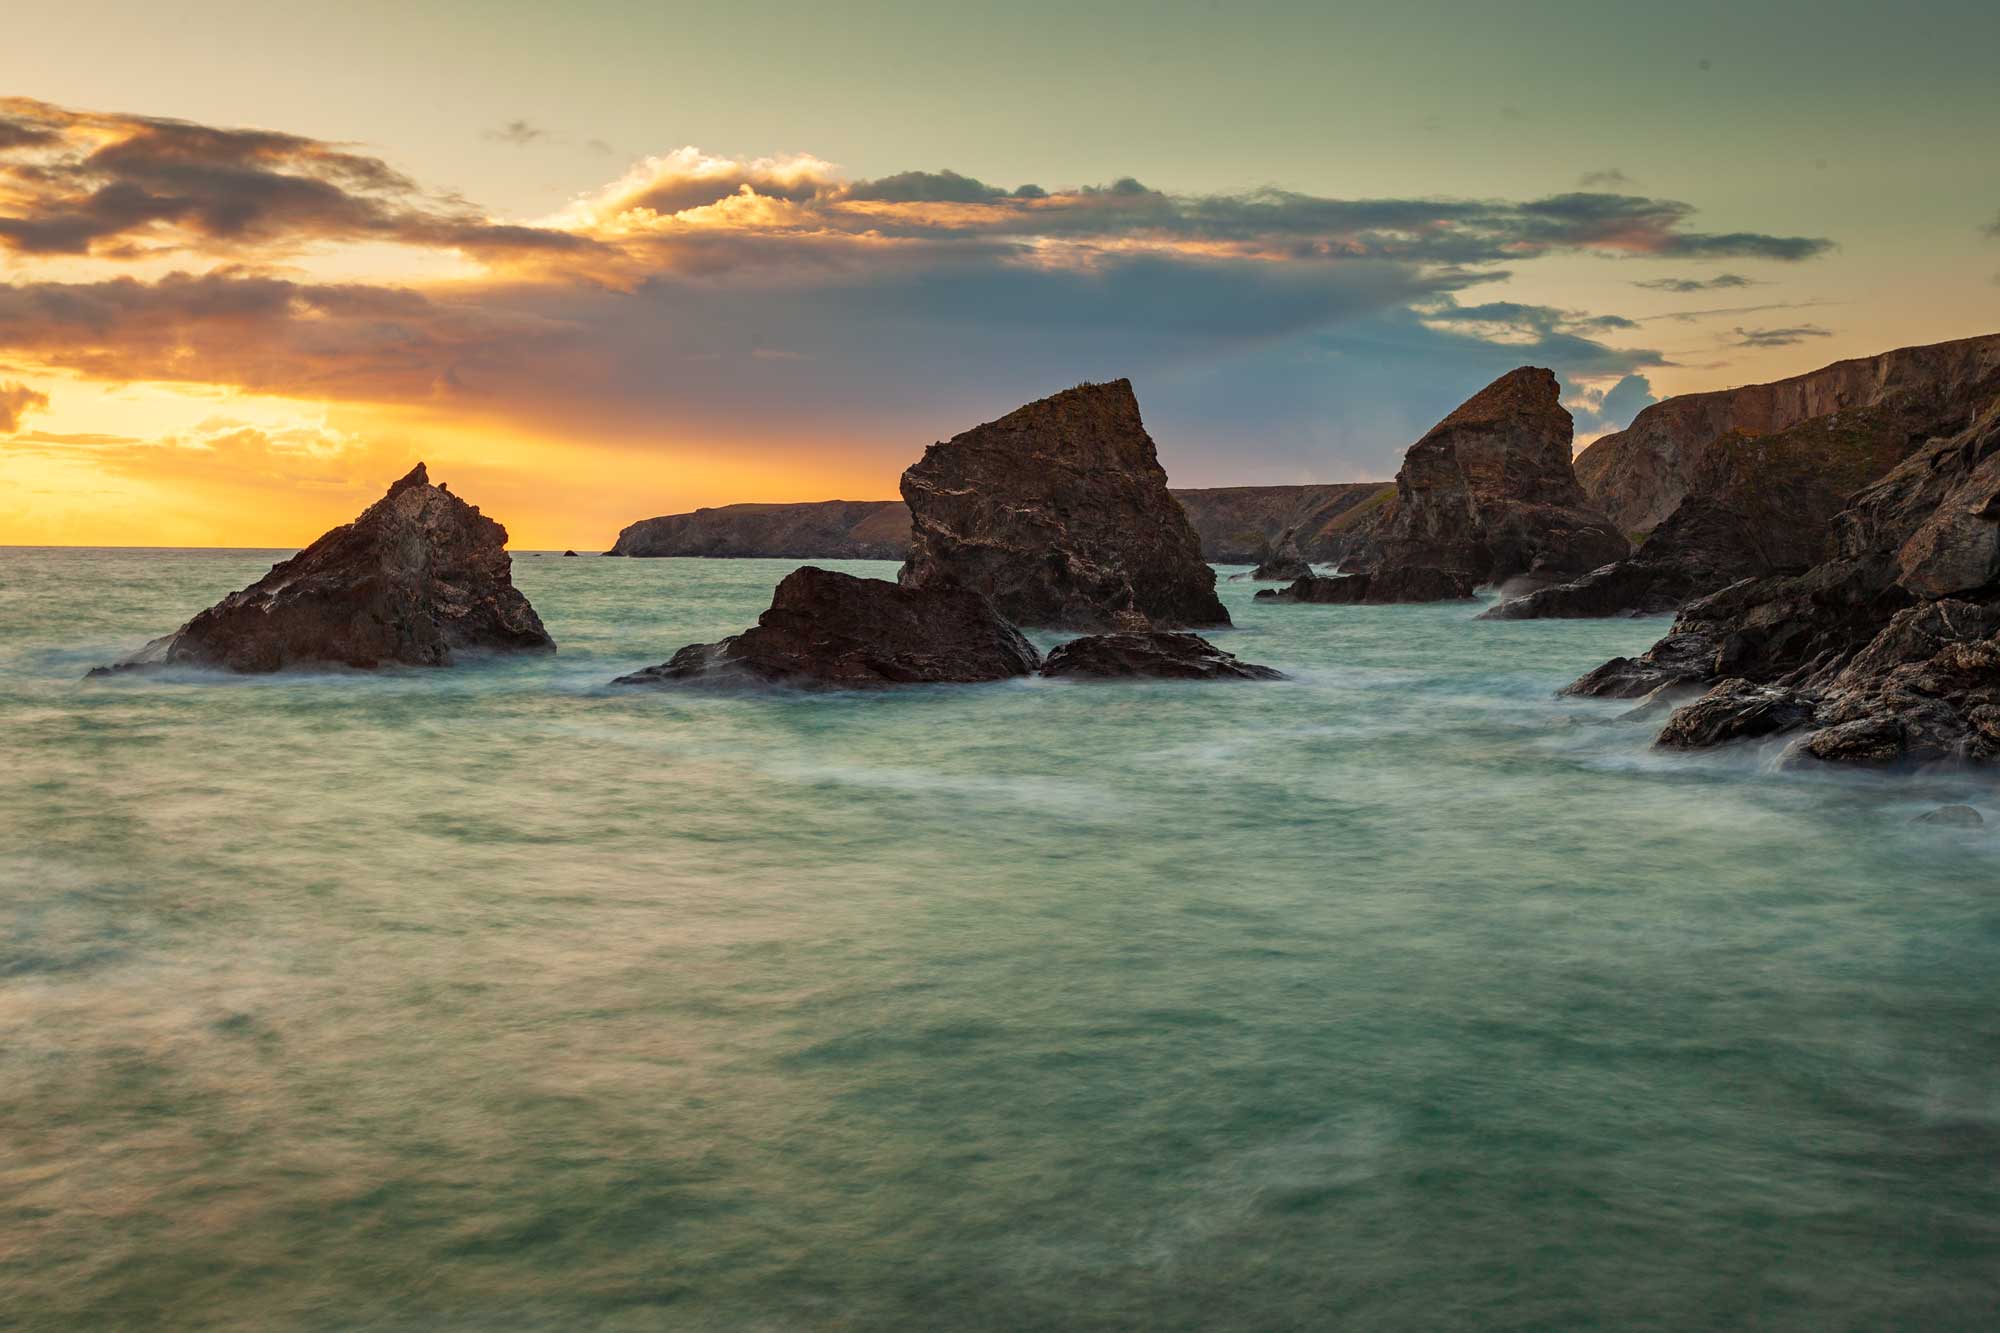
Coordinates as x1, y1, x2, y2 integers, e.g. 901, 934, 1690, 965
91, 464, 553, 674
899, 380, 1228, 630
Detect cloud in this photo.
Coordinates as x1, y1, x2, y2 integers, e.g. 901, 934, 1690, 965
1633, 273, 1758, 293
1727, 324, 1834, 348
0, 379, 48, 431
1567, 373, 1657, 433
0, 96, 602, 263
1578, 168, 1633, 188
483, 120, 550, 146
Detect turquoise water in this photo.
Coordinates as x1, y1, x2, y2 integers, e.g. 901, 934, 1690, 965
3, 547, 1999, 1330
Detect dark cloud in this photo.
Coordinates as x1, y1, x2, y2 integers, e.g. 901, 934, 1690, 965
846, 169, 1007, 203
1727, 324, 1834, 348
0, 97, 601, 262
0, 379, 48, 432
1578, 168, 1633, 188
1633, 273, 1758, 292
483, 120, 550, 146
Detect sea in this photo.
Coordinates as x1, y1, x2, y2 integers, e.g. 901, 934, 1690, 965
3, 546, 1998, 1330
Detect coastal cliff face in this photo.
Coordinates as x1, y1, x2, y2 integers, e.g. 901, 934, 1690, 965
608, 485, 1393, 566
1576, 333, 2000, 537
1567, 394, 2000, 765
1353, 367, 1628, 589
898, 380, 1228, 630
92, 464, 554, 674
607, 499, 912, 559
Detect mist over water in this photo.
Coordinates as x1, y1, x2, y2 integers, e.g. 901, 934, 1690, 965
4, 547, 1999, 1329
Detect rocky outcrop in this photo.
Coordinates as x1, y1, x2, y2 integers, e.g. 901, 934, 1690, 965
1040, 631, 1285, 680
1254, 568, 1478, 605
90, 464, 553, 675
1173, 483, 1394, 564
1248, 528, 1312, 581
1568, 395, 2000, 765
898, 380, 1228, 630
1348, 367, 1628, 595
607, 499, 912, 559
612, 565, 1039, 689
1576, 332, 2000, 537
1480, 495, 1770, 620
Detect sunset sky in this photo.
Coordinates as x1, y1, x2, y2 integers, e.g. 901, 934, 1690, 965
3, 0, 1997, 549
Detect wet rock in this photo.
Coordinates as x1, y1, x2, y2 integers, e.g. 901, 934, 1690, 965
612, 565, 1039, 690
1655, 680, 1817, 749
89, 464, 553, 675
1350, 367, 1628, 594
1910, 804, 1984, 827
899, 379, 1227, 630
1040, 631, 1285, 681
1254, 568, 1478, 605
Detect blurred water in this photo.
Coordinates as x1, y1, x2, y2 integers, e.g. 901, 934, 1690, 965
2, 547, 1998, 1330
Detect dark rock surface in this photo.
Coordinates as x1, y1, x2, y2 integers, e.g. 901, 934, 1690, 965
1349, 367, 1628, 595
1255, 568, 1478, 605
607, 499, 913, 560
90, 464, 553, 675
898, 380, 1228, 630
612, 566, 1039, 690
1570, 395, 2000, 765
562, 550, 579, 557
1040, 631, 1285, 681
1576, 332, 2000, 537
1248, 528, 1312, 582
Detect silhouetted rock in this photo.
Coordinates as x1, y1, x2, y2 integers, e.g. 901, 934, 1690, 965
562, 550, 579, 557
1041, 631, 1285, 681
1255, 568, 1478, 605
607, 499, 911, 559
612, 566, 1039, 690
1349, 367, 1628, 594
898, 380, 1228, 630
89, 464, 553, 675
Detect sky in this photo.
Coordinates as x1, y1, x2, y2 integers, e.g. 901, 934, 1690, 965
2, 0, 1997, 548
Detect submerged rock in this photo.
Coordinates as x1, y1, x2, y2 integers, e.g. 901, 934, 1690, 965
1348, 367, 1628, 595
1040, 631, 1285, 681
1254, 568, 1478, 605
898, 380, 1228, 630
612, 566, 1039, 690
1911, 804, 1984, 827
89, 464, 553, 675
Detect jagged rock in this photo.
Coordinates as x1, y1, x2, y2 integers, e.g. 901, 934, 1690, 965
1349, 367, 1628, 594
1040, 631, 1285, 681
1577, 332, 2000, 536
1654, 680, 1817, 749
611, 566, 1038, 689
89, 464, 553, 675
1572, 395, 2000, 765
1254, 568, 1478, 605
1481, 558, 1699, 620
898, 380, 1227, 630
1910, 804, 1984, 827
1248, 528, 1312, 581
607, 499, 912, 559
